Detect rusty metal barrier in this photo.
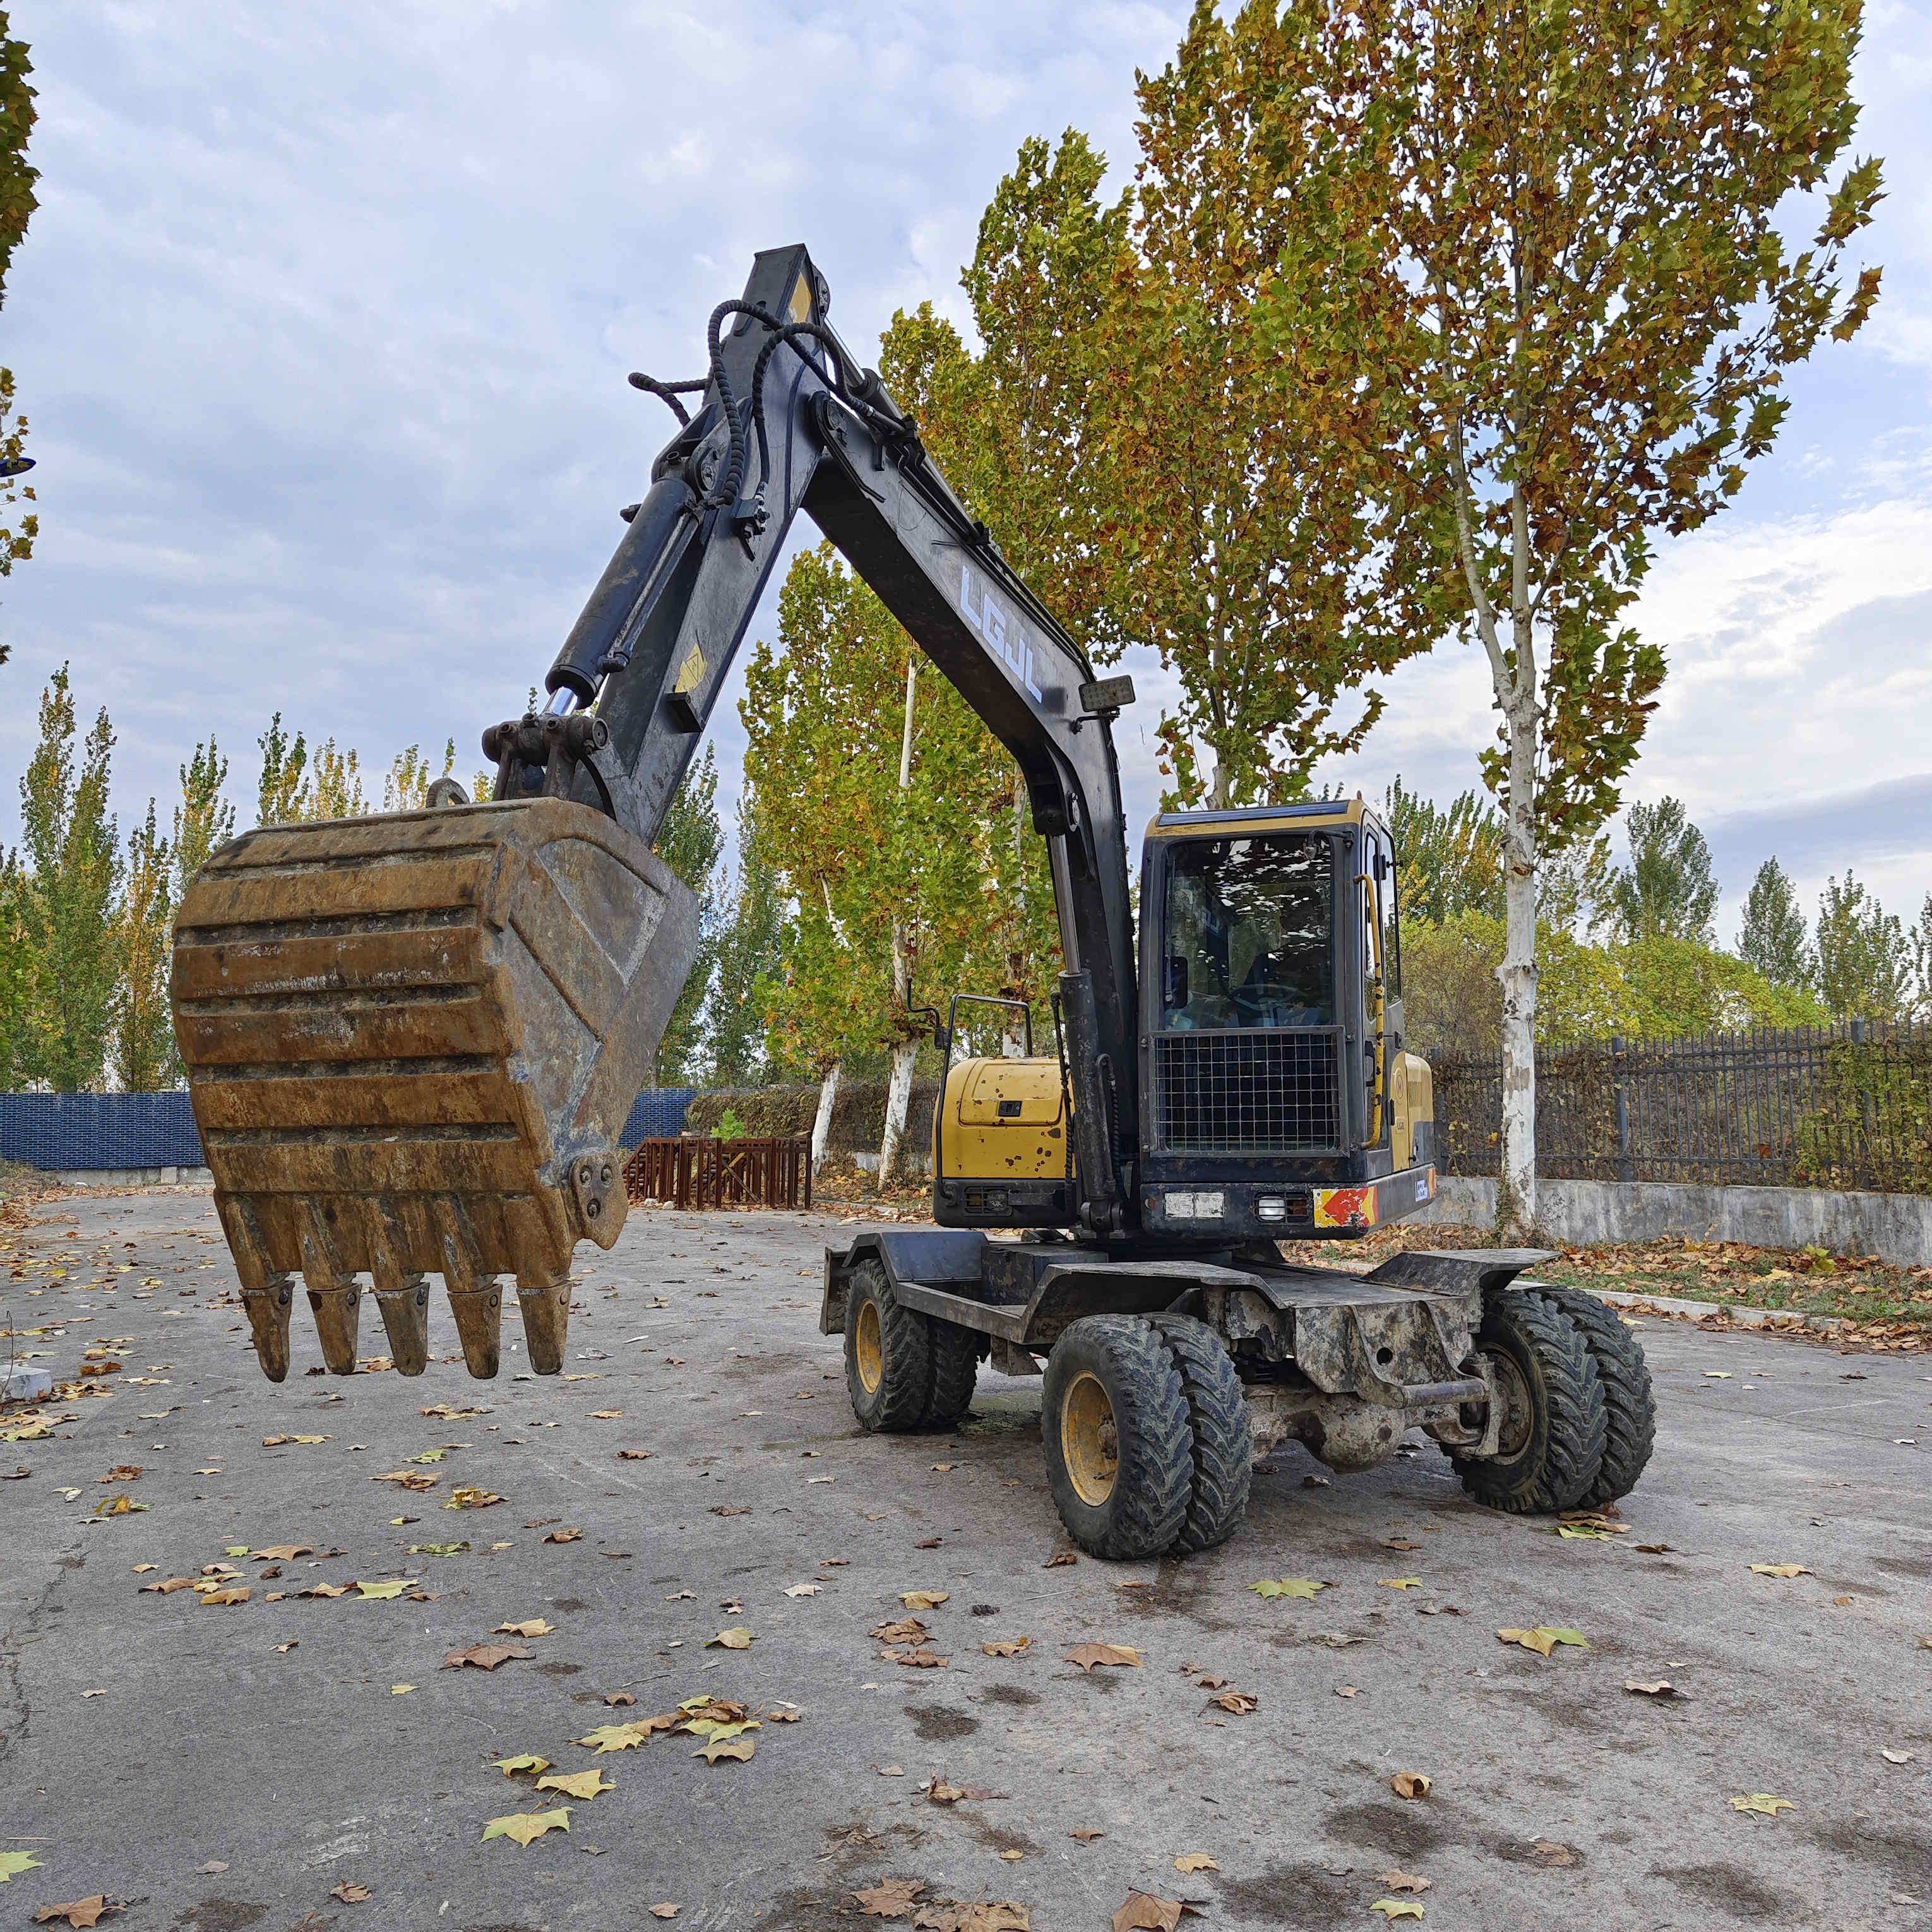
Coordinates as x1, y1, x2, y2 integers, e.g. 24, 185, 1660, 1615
624, 1136, 811, 1211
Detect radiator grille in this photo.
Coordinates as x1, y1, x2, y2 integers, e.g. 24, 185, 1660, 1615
1155, 1030, 1342, 1154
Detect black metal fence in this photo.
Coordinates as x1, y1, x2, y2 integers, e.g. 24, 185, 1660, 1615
1433, 1021, 1932, 1194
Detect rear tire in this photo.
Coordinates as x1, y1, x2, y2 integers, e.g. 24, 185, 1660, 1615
1452, 1289, 1607, 1514
1148, 1314, 1253, 1554
1042, 1315, 1193, 1559
844, 1258, 932, 1433
1531, 1283, 1655, 1505
926, 1321, 980, 1428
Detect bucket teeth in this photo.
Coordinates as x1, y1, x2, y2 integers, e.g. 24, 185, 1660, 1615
517, 1282, 571, 1375
240, 1275, 296, 1382
299, 1212, 362, 1374
447, 1282, 503, 1379
374, 1276, 434, 1376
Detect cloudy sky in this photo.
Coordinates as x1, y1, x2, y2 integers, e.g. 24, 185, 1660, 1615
1, 0, 1926, 945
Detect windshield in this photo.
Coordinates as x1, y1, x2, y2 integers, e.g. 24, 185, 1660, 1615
1160, 834, 1333, 1031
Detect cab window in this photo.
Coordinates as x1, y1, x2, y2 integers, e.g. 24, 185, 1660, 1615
1160, 835, 1333, 1032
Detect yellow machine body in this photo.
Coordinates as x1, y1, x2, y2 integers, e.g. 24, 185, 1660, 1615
933, 1056, 1073, 1225
1390, 1049, 1434, 1173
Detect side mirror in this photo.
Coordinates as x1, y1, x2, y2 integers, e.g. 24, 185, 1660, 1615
933, 1022, 952, 1056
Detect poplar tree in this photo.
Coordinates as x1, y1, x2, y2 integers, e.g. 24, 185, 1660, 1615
0, 11, 37, 667
112, 802, 174, 1091
1609, 798, 1719, 946
1738, 857, 1811, 991
650, 744, 725, 1088
1262, 0, 1883, 1233
18, 667, 120, 1089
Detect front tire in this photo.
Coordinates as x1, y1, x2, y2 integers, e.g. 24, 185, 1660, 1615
1148, 1314, 1253, 1553
1452, 1289, 1607, 1514
1531, 1283, 1655, 1506
1042, 1315, 1193, 1559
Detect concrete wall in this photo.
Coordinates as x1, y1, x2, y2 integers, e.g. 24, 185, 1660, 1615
1417, 1174, 1932, 1268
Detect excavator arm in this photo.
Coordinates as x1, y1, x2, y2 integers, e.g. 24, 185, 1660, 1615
173, 246, 1140, 1385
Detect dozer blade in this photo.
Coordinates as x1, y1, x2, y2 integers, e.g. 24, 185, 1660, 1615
172, 798, 698, 1381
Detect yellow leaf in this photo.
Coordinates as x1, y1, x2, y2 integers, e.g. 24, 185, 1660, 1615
1390, 1772, 1432, 1799
353, 1579, 415, 1600
1370, 1902, 1426, 1921
1749, 1564, 1811, 1578
649, 1907, 679, 1920
494, 1755, 552, 1777
982, 1637, 1031, 1657
0, 1851, 45, 1881
1174, 1852, 1217, 1871
1731, 1794, 1795, 1816
1066, 1643, 1142, 1671
696, 1734, 756, 1763
1380, 1578, 1423, 1590
1496, 1627, 1587, 1657
391, 1684, 415, 1695
707, 1626, 753, 1649
536, 1770, 615, 1799
495, 1618, 556, 1637
1249, 1578, 1325, 1600
900, 1590, 950, 1610
482, 1808, 571, 1846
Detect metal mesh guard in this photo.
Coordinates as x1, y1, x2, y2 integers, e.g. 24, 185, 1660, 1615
1157, 1030, 1341, 1154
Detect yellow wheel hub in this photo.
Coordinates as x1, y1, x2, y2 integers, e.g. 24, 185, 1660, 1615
1061, 1370, 1119, 1506
854, 1297, 884, 1395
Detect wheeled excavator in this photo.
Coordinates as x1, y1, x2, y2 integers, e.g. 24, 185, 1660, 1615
171, 246, 1654, 1558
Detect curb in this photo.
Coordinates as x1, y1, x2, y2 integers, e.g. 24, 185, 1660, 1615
1587, 1287, 1847, 1334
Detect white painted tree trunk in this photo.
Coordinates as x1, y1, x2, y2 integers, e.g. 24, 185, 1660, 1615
878, 658, 921, 1188
809, 1059, 841, 1176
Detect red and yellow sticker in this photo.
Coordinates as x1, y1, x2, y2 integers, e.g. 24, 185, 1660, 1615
1315, 1184, 1377, 1230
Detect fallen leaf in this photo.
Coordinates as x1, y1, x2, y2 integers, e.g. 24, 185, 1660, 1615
195, 1863, 229, 1875
1377, 1871, 1430, 1893
1749, 1563, 1811, 1578
784, 1583, 821, 1597
878, 1764, 905, 1777
409, 1542, 467, 1558
881, 1646, 949, 1669
1174, 1853, 1217, 1872
572, 1722, 654, 1752
139, 1577, 196, 1594
1369, 1902, 1424, 1921
494, 1755, 552, 1777
872, 1618, 930, 1643
1066, 1643, 1142, 1671
482, 1807, 571, 1846
300, 1582, 351, 1599
1731, 1794, 1796, 1816
1380, 1577, 1423, 1590
329, 1882, 371, 1903
618, 1449, 654, 1460
1496, 1627, 1589, 1658
1249, 1578, 1325, 1600
33, 1898, 113, 1927
1704, 1371, 1732, 1379
93, 1494, 148, 1517
901, 1590, 950, 1610
588, 1410, 623, 1419
1383, 1539, 1422, 1552
1882, 1748, 1916, 1765
1043, 1551, 1077, 1568
982, 1637, 1031, 1658
200, 1587, 251, 1606
707, 1626, 753, 1649
1112, 1893, 1196, 1932
1390, 1772, 1433, 1799
1210, 1690, 1258, 1714
496, 1618, 556, 1637
537, 1770, 616, 1799
273, 1641, 297, 1654
1635, 1543, 1673, 1554
916, 1903, 1030, 1932
1071, 1827, 1106, 1841
0, 1852, 45, 1881
604, 1691, 636, 1707
443, 1643, 532, 1671
696, 1734, 756, 1763
373, 1470, 439, 1491
1833, 1595, 1854, 1606
545, 1527, 584, 1544
852, 1877, 924, 1917
1335, 1686, 1360, 1699
1527, 1841, 1577, 1866
927, 1775, 1007, 1804
649, 1908, 679, 1921
391, 1684, 415, 1696
1310, 1633, 1363, 1648
253, 1544, 314, 1561
444, 1486, 503, 1510
353, 1579, 415, 1601
1625, 1680, 1679, 1697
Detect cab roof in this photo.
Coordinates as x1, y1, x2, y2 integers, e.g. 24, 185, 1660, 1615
1146, 798, 1383, 838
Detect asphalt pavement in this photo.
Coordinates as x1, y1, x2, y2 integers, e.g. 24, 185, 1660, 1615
3, 1188, 1931, 1931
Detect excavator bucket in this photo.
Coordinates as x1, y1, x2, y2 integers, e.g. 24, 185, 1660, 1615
171, 798, 698, 1382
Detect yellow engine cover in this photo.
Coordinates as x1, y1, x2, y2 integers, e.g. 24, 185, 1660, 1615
935, 1056, 1068, 1181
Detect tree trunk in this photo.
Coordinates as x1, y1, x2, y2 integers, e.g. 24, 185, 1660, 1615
809, 1059, 841, 1176
1497, 714, 1539, 1240
879, 657, 921, 1189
